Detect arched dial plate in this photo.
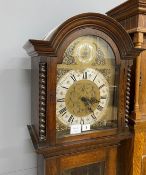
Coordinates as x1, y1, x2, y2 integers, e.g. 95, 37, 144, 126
56, 35, 117, 137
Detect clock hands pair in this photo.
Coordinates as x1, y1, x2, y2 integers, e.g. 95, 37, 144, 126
81, 97, 99, 113
81, 97, 99, 105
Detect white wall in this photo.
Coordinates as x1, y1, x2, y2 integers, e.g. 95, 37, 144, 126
0, 0, 126, 174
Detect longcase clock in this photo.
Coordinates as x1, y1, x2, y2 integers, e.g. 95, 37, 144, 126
107, 1, 146, 175
24, 13, 142, 175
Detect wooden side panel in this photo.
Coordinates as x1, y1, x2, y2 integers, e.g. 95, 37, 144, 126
31, 57, 40, 137
108, 15, 139, 33
38, 154, 45, 175
45, 158, 59, 175
142, 156, 146, 175
105, 146, 117, 175
46, 57, 57, 145
142, 129, 146, 175
133, 130, 144, 175
139, 51, 146, 115
118, 138, 134, 175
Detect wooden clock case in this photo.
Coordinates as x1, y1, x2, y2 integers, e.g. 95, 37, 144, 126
107, 1, 146, 174
24, 13, 142, 175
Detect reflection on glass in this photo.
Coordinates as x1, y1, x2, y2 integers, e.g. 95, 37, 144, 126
62, 162, 105, 175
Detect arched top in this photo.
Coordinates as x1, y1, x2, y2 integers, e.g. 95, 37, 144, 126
24, 13, 142, 59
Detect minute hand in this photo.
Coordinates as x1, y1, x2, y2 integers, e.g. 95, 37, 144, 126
81, 97, 96, 113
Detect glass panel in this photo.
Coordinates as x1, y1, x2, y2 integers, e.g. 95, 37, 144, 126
62, 162, 105, 175
56, 35, 118, 138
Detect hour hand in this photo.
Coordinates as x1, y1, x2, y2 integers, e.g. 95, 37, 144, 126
81, 97, 91, 106
81, 97, 93, 112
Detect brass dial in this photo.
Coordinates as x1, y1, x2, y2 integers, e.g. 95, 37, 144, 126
65, 80, 100, 117
56, 68, 109, 126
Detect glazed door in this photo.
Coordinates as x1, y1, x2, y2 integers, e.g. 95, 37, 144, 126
43, 147, 117, 175
62, 162, 105, 175
59, 147, 117, 175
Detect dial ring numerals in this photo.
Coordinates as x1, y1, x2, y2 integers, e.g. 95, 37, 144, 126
56, 68, 109, 126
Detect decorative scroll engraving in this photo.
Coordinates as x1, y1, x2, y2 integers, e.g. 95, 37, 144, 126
62, 41, 79, 65
95, 48, 105, 65
125, 65, 131, 126
39, 62, 47, 141
93, 120, 117, 129
99, 69, 112, 84
57, 69, 70, 82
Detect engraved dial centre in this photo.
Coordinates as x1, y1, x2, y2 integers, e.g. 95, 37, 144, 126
65, 80, 100, 117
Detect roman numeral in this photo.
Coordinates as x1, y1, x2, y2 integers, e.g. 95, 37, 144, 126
91, 113, 96, 119
99, 84, 105, 89
68, 115, 74, 124
59, 107, 67, 116
97, 105, 103, 111
100, 96, 107, 99
57, 98, 65, 102
93, 74, 97, 82
61, 86, 68, 89
70, 75, 77, 81
83, 72, 88, 79
80, 119, 84, 125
